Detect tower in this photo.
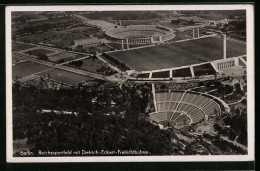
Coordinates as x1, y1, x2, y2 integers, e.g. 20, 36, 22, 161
150, 37, 154, 43
222, 34, 227, 59
126, 39, 129, 50
121, 40, 124, 51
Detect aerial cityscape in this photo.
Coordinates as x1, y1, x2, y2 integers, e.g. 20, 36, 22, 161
11, 10, 248, 157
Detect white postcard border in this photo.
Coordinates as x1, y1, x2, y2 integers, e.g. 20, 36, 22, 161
6, 4, 255, 163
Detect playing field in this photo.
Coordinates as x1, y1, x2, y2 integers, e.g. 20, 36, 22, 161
108, 37, 246, 71
37, 69, 94, 85
24, 48, 54, 57
12, 42, 36, 51
70, 57, 106, 72
12, 61, 51, 79
48, 52, 84, 63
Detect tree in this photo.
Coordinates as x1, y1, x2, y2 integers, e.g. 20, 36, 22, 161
214, 72, 218, 81
38, 54, 49, 61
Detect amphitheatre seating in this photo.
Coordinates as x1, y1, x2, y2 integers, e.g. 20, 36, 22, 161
106, 25, 174, 42
150, 91, 222, 129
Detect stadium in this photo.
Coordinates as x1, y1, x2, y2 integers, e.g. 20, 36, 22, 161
103, 27, 247, 130
12, 11, 249, 156
103, 29, 246, 81
105, 25, 175, 44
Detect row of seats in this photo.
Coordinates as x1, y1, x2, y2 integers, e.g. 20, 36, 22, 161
106, 25, 171, 39
110, 30, 166, 39
150, 111, 191, 129
150, 91, 222, 128
157, 92, 221, 116
161, 32, 176, 41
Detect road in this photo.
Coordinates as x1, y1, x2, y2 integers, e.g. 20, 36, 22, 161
221, 136, 247, 152
73, 14, 115, 30
96, 53, 122, 73
13, 41, 92, 56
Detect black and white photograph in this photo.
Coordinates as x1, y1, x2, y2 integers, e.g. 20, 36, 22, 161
5, 5, 254, 162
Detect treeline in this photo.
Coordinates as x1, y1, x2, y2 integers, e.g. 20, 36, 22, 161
213, 109, 247, 147
171, 19, 196, 25
12, 82, 180, 156
202, 134, 247, 155
13, 82, 152, 114
81, 11, 162, 20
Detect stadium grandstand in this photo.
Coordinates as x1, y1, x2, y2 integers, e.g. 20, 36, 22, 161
106, 25, 175, 44
149, 89, 229, 129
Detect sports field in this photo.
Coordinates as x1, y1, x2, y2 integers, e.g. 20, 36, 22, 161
12, 61, 51, 79
109, 37, 246, 71
12, 42, 36, 51
48, 52, 84, 63
25, 48, 54, 57
37, 69, 94, 85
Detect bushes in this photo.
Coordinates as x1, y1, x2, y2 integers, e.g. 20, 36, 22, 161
13, 84, 176, 156
102, 53, 130, 71
96, 66, 117, 76
68, 60, 83, 67
237, 133, 247, 146
38, 54, 49, 61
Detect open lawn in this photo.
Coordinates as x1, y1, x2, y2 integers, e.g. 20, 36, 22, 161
74, 57, 107, 72
12, 61, 51, 79
67, 57, 116, 76
108, 36, 246, 71
48, 52, 85, 63
172, 67, 192, 77
37, 69, 94, 85
193, 63, 216, 76
12, 42, 36, 51
24, 48, 54, 57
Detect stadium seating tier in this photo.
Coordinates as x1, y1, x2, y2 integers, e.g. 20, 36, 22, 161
150, 91, 223, 129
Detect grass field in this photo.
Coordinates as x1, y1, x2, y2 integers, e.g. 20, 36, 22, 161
152, 71, 170, 78
12, 61, 51, 79
193, 63, 216, 76
172, 67, 192, 77
109, 36, 246, 71
71, 58, 106, 72
25, 48, 54, 57
137, 73, 150, 78
48, 52, 84, 63
12, 42, 36, 51
37, 69, 94, 85
67, 57, 116, 76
